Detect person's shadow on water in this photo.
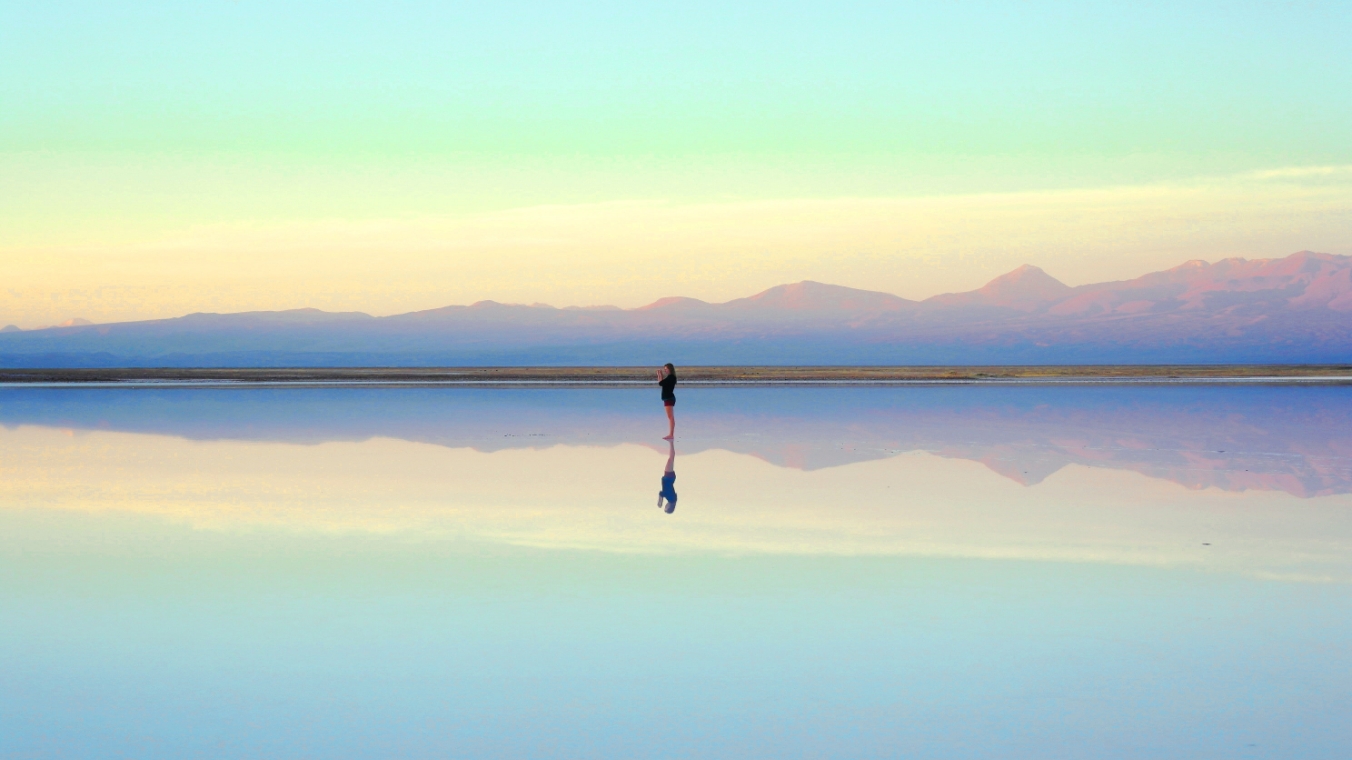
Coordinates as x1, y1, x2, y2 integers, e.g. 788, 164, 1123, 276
657, 440, 678, 514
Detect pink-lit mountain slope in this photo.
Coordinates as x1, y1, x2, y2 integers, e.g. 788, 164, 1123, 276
2, 251, 1349, 366
1049, 251, 1352, 316
927, 264, 1073, 312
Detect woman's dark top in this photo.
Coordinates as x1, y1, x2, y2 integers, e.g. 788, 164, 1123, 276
659, 372, 677, 401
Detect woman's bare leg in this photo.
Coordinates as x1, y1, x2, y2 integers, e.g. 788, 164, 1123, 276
664, 405, 675, 439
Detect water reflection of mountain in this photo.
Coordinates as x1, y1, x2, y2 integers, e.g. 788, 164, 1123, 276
2, 385, 1349, 497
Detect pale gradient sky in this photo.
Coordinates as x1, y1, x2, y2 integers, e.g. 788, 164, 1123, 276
3, 1, 1351, 326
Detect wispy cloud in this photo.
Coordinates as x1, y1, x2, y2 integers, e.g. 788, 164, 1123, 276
1246, 165, 1352, 179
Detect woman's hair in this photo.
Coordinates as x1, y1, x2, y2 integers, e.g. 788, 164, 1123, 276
664, 363, 675, 373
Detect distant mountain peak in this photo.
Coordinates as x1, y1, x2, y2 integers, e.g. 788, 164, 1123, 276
981, 264, 1069, 293
636, 297, 712, 311
928, 264, 1070, 311
730, 281, 915, 312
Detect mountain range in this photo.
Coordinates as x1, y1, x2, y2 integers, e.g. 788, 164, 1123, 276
2, 250, 1350, 366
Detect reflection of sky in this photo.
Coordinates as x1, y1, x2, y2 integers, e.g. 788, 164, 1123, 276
3, 384, 1351, 494
2, 387, 1351, 757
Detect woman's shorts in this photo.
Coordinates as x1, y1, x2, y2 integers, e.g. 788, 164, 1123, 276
664, 398, 676, 407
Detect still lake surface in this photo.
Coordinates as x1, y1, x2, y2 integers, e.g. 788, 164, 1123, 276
1, 384, 1350, 759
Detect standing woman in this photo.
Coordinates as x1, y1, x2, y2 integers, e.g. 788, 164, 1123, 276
657, 363, 677, 439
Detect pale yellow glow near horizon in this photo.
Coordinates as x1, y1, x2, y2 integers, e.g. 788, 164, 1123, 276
3, 166, 1350, 328
2, 426, 1349, 582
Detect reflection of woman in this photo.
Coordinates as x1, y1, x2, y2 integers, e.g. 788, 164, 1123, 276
657, 363, 677, 440
658, 440, 678, 514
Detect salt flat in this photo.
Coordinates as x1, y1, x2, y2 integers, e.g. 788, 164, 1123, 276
2, 363, 1351, 386
1, 385, 1349, 758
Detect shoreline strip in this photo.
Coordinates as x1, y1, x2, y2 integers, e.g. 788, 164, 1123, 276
4, 376, 1352, 389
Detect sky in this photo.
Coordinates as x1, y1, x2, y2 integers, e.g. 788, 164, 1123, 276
2, 1, 1351, 327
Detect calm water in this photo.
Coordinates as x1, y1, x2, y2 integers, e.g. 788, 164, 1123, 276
1, 385, 1350, 759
